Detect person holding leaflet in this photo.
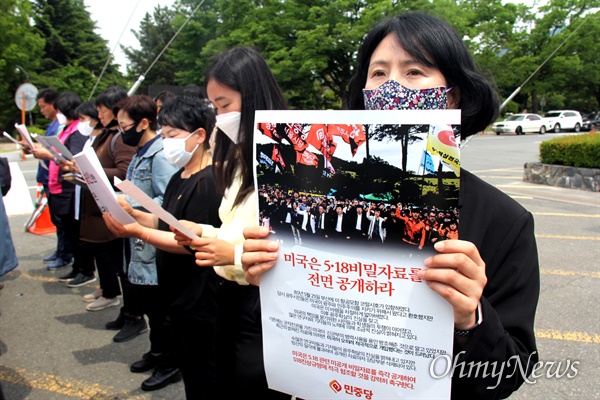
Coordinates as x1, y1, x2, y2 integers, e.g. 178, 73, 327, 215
103, 94, 221, 394
241, 13, 539, 399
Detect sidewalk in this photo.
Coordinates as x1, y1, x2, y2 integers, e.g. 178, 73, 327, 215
495, 179, 599, 207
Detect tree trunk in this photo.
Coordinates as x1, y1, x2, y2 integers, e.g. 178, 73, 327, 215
531, 90, 538, 114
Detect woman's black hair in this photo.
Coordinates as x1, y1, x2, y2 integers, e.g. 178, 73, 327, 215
182, 84, 206, 99
115, 95, 159, 131
75, 100, 104, 129
95, 86, 128, 113
54, 92, 83, 121
346, 13, 499, 137
154, 90, 176, 104
158, 94, 216, 151
205, 46, 288, 207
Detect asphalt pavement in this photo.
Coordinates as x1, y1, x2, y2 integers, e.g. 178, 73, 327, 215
0, 131, 598, 399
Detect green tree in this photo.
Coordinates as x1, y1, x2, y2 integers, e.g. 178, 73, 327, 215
489, 0, 599, 114
122, 5, 178, 94
0, 0, 44, 131
32, 0, 125, 100
149, 0, 599, 114
169, 0, 220, 86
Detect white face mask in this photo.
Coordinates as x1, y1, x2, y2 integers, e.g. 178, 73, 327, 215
162, 132, 198, 168
77, 120, 94, 136
215, 111, 242, 144
56, 113, 67, 125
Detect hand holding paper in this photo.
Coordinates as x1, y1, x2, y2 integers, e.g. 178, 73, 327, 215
14, 123, 35, 149
73, 147, 135, 224
3, 131, 26, 148
44, 136, 74, 161
241, 226, 277, 286
35, 135, 68, 163
114, 178, 199, 240
188, 237, 236, 267
102, 212, 145, 239
171, 220, 203, 245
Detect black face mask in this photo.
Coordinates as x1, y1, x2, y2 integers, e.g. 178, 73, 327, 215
121, 124, 144, 147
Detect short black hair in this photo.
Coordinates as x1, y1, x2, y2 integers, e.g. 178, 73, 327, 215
115, 95, 159, 131
75, 100, 98, 120
54, 92, 83, 121
36, 88, 58, 104
76, 100, 104, 129
158, 95, 215, 150
95, 86, 127, 112
346, 13, 499, 138
154, 90, 176, 104
181, 84, 206, 99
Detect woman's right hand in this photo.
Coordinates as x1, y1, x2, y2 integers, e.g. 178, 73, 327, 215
31, 146, 53, 160
116, 196, 134, 215
242, 226, 279, 286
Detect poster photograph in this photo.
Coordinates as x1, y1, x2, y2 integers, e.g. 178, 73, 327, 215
253, 109, 462, 399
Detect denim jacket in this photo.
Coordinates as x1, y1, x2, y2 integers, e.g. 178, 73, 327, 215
125, 137, 178, 285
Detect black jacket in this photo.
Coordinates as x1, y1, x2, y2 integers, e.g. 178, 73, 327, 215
452, 170, 540, 399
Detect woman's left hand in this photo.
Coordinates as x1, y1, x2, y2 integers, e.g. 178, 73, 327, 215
172, 220, 203, 247
190, 237, 235, 267
102, 212, 144, 239
418, 240, 487, 330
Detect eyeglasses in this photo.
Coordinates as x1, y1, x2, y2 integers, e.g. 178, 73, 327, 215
117, 121, 136, 134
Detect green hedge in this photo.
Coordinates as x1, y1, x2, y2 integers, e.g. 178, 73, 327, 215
540, 134, 600, 168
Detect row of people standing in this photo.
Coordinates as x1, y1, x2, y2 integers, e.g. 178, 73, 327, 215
28, 87, 172, 389
28, 74, 286, 397
101, 46, 291, 398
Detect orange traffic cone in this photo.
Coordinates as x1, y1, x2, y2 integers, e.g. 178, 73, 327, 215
28, 195, 56, 235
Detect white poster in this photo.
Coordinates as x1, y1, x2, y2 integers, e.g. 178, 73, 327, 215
253, 110, 461, 399
73, 147, 135, 224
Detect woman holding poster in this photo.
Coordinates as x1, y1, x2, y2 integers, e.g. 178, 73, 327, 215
172, 46, 290, 399
242, 13, 539, 400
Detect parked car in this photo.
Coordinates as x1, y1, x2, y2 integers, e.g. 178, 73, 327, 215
492, 113, 547, 135
582, 112, 600, 131
542, 110, 583, 133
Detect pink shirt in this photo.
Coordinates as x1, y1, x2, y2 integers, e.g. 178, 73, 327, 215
48, 120, 79, 194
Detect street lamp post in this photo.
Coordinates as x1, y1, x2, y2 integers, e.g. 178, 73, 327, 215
15, 65, 30, 82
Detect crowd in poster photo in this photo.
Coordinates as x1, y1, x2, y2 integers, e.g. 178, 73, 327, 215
258, 185, 459, 255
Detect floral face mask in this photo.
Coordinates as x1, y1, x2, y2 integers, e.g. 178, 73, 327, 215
363, 80, 451, 110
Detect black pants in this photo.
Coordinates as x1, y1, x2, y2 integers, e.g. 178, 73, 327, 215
80, 238, 124, 299
136, 284, 169, 355
63, 215, 95, 277
216, 281, 290, 399
117, 240, 143, 318
47, 189, 73, 262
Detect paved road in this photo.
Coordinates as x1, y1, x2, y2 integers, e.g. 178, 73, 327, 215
0, 131, 598, 399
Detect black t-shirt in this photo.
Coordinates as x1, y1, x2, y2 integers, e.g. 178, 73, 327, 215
156, 165, 222, 316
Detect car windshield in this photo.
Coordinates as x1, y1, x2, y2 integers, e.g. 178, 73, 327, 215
506, 115, 525, 121
545, 112, 561, 118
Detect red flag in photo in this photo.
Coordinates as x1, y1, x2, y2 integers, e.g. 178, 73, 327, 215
307, 124, 337, 161
296, 150, 319, 168
283, 123, 308, 152
258, 122, 285, 143
307, 124, 328, 152
271, 145, 286, 168
329, 124, 366, 156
